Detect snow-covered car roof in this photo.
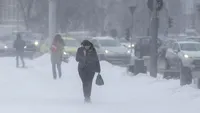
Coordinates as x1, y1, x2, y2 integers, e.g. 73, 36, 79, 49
178, 41, 200, 44
119, 38, 129, 43
186, 36, 200, 39
92, 36, 114, 40
63, 37, 76, 40
166, 37, 188, 42
186, 37, 200, 42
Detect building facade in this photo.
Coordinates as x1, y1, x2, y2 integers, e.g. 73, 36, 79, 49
0, 0, 23, 25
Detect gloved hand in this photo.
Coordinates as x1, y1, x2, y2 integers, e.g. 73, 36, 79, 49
51, 45, 57, 52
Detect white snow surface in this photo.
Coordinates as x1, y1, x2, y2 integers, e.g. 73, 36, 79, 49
0, 54, 200, 113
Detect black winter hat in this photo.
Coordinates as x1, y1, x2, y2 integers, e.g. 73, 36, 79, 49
81, 40, 91, 46
17, 33, 21, 40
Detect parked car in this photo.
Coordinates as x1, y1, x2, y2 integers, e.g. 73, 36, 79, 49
66, 31, 93, 43
158, 37, 189, 59
39, 37, 70, 63
185, 29, 199, 37
186, 36, 200, 43
14, 32, 42, 52
165, 41, 200, 71
39, 38, 51, 54
0, 41, 10, 56
3, 40, 15, 56
158, 38, 177, 59
119, 38, 135, 49
63, 37, 80, 56
90, 36, 131, 66
134, 37, 151, 58
12, 31, 43, 59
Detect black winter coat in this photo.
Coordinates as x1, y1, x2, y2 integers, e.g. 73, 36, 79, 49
13, 39, 26, 52
76, 46, 100, 73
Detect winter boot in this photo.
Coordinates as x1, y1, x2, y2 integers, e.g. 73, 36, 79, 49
22, 64, 25, 68
16, 62, 19, 68
53, 71, 57, 80
58, 72, 62, 78
59, 75, 62, 79
84, 97, 91, 103
53, 74, 57, 80
53, 76, 57, 80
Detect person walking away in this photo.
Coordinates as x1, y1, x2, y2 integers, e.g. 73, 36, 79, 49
50, 34, 64, 79
76, 40, 101, 103
13, 33, 26, 68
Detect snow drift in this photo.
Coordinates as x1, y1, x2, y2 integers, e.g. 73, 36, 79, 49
0, 54, 199, 113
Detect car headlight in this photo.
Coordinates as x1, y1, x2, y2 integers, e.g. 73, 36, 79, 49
4, 45, 8, 49
63, 51, 70, 56
63, 51, 67, 55
184, 54, 189, 58
105, 50, 109, 54
127, 50, 131, 54
34, 41, 39, 46
128, 44, 134, 48
24, 46, 27, 49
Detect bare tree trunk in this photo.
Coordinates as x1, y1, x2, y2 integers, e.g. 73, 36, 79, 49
17, 0, 35, 30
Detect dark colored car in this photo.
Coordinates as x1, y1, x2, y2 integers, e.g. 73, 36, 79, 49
134, 37, 151, 58
13, 32, 42, 52
134, 36, 163, 58
2, 31, 43, 58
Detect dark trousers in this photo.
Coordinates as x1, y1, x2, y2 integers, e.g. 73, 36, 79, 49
52, 63, 62, 79
16, 52, 25, 67
78, 68, 95, 99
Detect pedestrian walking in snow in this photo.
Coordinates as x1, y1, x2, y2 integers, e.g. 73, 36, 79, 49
50, 34, 64, 79
13, 33, 26, 68
76, 40, 101, 103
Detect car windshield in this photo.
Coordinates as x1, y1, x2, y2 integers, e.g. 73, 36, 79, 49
65, 39, 79, 47
180, 43, 200, 51
119, 38, 128, 43
16, 32, 34, 38
99, 39, 121, 47
186, 32, 199, 36
0, 35, 14, 41
188, 38, 200, 42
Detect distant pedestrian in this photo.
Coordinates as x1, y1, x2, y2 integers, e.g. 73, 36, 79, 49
50, 34, 64, 79
13, 33, 26, 68
76, 40, 101, 103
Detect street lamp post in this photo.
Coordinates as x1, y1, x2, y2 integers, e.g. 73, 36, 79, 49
163, 3, 169, 37
129, 6, 136, 54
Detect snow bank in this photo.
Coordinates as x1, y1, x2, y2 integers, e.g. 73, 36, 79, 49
0, 55, 200, 113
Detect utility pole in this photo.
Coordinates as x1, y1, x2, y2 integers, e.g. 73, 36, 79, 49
147, 0, 163, 78
48, 0, 57, 39
149, 0, 158, 78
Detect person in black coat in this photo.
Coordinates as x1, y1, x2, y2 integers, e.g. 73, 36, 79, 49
13, 33, 26, 68
76, 40, 101, 103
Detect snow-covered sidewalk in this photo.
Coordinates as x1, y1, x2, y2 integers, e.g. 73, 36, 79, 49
0, 54, 200, 113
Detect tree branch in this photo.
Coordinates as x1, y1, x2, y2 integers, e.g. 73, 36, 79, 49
17, 0, 36, 30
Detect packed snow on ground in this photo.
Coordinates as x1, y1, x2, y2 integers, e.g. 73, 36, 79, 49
0, 54, 200, 113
